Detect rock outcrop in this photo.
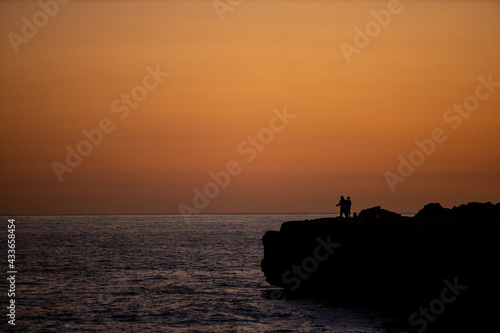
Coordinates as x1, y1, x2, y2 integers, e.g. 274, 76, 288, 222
261, 202, 499, 332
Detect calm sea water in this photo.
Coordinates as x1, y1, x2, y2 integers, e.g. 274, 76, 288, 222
2, 214, 402, 332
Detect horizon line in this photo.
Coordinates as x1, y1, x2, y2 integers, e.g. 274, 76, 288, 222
0, 212, 418, 216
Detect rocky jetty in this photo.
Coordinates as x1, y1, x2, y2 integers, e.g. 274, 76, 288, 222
261, 202, 499, 332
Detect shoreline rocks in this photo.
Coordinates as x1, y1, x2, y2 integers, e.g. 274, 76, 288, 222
261, 202, 499, 332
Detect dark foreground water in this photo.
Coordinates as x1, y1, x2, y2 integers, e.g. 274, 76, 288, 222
2, 214, 401, 332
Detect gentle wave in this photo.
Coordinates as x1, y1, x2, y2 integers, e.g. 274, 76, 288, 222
2, 214, 403, 332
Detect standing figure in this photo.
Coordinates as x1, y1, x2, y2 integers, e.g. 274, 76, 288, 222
346, 196, 352, 218
336, 196, 346, 218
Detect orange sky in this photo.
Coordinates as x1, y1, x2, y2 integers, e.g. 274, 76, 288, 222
1, 0, 499, 214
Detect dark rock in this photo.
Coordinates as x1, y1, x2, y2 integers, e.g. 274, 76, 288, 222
261, 202, 499, 332
415, 202, 449, 219
358, 205, 402, 220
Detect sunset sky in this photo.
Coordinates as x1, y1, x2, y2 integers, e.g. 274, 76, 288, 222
1, 0, 499, 214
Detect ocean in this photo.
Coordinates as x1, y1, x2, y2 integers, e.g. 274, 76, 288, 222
2, 214, 402, 332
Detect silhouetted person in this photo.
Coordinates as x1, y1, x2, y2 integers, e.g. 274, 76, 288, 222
336, 196, 347, 218
346, 196, 352, 218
